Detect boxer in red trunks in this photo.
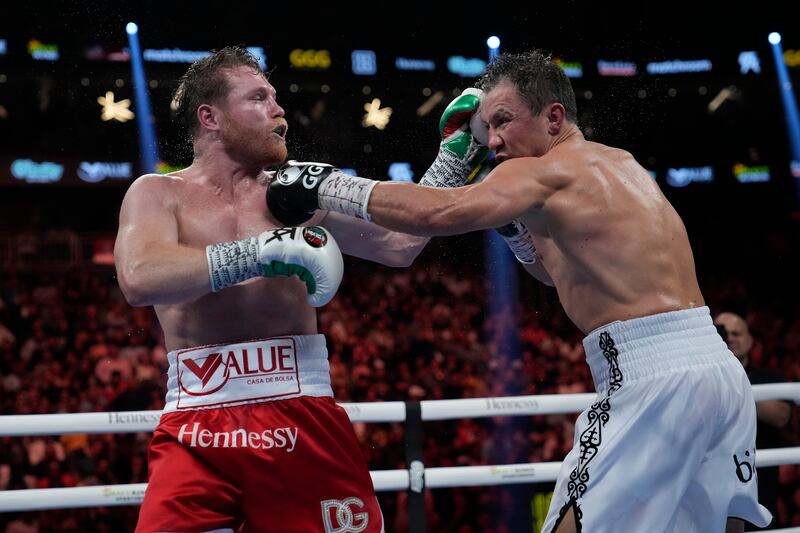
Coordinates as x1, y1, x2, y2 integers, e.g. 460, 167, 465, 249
114, 46, 429, 532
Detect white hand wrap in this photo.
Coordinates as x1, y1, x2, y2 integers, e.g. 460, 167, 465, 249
206, 237, 260, 292
317, 171, 379, 221
205, 227, 344, 307
419, 149, 474, 188
496, 219, 537, 264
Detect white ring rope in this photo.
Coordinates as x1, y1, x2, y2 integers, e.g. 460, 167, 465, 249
0, 383, 795, 437
0, 383, 797, 516
0, 448, 798, 513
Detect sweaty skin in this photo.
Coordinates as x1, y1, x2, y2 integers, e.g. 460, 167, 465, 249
115, 66, 427, 351
364, 80, 704, 334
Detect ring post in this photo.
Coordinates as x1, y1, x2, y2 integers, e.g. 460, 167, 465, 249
405, 401, 425, 533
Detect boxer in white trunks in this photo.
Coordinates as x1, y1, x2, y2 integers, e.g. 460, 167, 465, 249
266, 50, 774, 533
115, 46, 435, 533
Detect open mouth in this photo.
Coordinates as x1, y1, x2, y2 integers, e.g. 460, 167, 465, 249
272, 124, 288, 138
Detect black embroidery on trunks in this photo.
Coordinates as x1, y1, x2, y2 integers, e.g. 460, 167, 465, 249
552, 497, 583, 532
554, 331, 623, 530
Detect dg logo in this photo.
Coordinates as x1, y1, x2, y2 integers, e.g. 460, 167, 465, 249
321, 497, 369, 533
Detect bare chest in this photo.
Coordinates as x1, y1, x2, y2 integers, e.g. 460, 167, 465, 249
174, 185, 280, 247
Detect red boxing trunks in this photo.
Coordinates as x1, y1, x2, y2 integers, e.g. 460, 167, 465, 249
136, 335, 384, 533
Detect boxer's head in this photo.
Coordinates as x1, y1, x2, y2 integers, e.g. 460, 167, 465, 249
477, 50, 577, 123
477, 50, 577, 161
174, 46, 287, 165
174, 46, 264, 137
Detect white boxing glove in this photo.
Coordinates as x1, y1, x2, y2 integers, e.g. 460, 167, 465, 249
206, 226, 344, 307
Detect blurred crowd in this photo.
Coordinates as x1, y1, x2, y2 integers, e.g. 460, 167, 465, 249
0, 257, 797, 532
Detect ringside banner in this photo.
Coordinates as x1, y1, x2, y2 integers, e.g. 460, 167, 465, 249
0, 157, 136, 187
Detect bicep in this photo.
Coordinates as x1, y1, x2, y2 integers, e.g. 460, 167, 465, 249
442, 162, 556, 232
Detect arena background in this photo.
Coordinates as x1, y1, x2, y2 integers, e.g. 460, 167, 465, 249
0, 1, 797, 531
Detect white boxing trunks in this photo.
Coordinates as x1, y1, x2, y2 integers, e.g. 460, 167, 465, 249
543, 306, 773, 533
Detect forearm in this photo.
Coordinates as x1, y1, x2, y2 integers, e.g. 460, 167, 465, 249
347, 226, 430, 266
369, 231, 429, 267
365, 182, 469, 236
756, 400, 792, 428
522, 260, 555, 287
116, 243, 212, 306
318, 211, 430, 267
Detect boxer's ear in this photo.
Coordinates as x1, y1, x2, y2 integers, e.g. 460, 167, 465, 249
197, 103, 220, 132
545, 103, 566, 136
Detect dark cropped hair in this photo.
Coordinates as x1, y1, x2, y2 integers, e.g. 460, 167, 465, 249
476, 50, 578, 123
172, 46, 264, 136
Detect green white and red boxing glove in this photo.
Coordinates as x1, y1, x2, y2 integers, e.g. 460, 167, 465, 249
419, 88, 490, 188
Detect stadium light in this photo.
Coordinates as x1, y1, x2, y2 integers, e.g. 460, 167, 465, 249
126, 22, 159, 173
768, 30, 800, 203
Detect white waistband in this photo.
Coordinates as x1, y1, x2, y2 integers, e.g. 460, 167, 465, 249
583, 306, 731, 393
163, 334, 333, 413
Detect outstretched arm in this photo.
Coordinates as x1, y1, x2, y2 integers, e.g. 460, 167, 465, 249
267, 156, 566, 237
317, 211, 429, 267
365, 157, 562, 236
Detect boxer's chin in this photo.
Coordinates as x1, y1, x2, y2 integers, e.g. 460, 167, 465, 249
264, 142, 288, 167
246, 137, 286, 168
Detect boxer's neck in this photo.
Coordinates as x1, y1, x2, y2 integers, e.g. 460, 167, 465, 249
191, 146, 265, 194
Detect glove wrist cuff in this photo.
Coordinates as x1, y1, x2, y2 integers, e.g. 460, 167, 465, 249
317, 171, 379, 221
206, 236, 260, 292
496, 220, 537, 264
